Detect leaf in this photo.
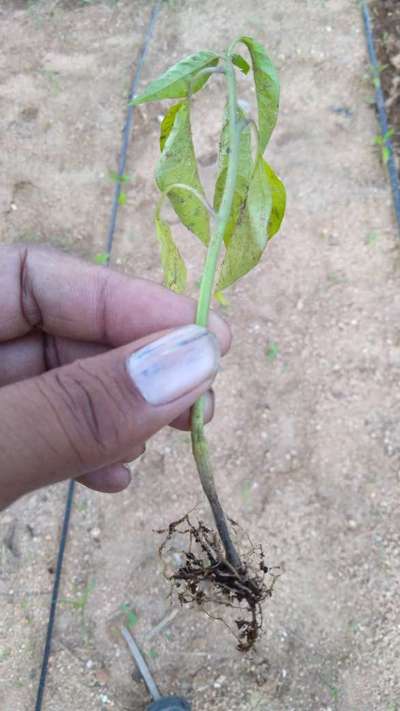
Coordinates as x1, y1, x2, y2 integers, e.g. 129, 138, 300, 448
214, 290, 230, 307
382, 146, 390, 164
156, 101, 210, 245
108, 170, 130, 183
160, 103, 183, 151
216, 155, 272, 291
266, 341, 279, 361
263, 160, 286, 238
213, 107, 253, 245
238, 36, 280, 153
155, 214, 187, 293
130, 51, 219, 105
94, 252, 109, 265
118, 191, 127, 206
120, 603, 138, 628
127, 609, 138, 628
232, 53, 250, 75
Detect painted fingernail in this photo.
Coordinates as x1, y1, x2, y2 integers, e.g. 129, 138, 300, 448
127, 325, 220, 406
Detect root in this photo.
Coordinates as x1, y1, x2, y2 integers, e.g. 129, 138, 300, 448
156, 514, 279, 652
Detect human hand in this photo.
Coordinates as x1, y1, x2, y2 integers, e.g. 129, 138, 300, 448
0, 245, 231, 510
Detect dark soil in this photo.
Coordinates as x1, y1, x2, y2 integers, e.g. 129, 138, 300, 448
372, 0, 400, 165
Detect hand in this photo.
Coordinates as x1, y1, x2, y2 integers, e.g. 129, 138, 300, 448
0, 245, 231, 510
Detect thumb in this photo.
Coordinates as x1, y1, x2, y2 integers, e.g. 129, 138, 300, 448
0, 325, 219, 509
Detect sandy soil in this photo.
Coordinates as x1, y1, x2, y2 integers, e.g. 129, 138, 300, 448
1, 1, 400, 709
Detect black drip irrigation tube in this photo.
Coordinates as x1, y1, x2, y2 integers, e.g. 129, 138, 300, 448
362, 2, 400, 236
34, 3, 162, 709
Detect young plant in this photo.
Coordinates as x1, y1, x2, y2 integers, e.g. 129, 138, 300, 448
131, 37, 285, 650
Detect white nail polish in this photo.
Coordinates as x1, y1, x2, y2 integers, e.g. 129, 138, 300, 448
126, 325, 220, 406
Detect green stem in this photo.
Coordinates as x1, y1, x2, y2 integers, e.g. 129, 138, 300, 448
191, 54, 242, 570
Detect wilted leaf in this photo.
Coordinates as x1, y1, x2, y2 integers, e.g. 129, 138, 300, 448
130, 51, 219, 105
216, 156, 272, 291
214, 107, 252, 245
238, 36, 279, 153
156, 101, 210, 245
232, 53, 250, 75
155, 214, 187, 293
263, 160, 286, 238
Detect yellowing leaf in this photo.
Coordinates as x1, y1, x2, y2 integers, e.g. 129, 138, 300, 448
130, 51, 219, 105
263, 160, 286, 238
213, 107, 253, 245
156, 101, 210, 245
214, 290, 230, 307
160, 103, 183, 151
155, 214, 187, 293
216, 156, 272, 291
238, 37, 280, 153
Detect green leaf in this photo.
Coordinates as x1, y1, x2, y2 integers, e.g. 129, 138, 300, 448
155, 214, 187, 293
216, 155, 272, 291
266, 341, 279, 361
118, 191, 127, 206
147, 648, 158, 659
213, 107, 252, 245
108, 170, 130, 183
156, 101, 210, 245
94, 252, 109, 265
263, 160, 286, 238
238, 36, 280, 153
130, 51, 219, 105
382, 146, 390, 164
160, 103, 183, 151
120, 603, 139, 628
232, 53, 250, 75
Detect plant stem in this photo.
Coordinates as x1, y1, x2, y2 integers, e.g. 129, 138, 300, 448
191, 54, 242, 571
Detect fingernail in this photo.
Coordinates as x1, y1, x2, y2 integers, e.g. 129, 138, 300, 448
203, 389, 215, 424
127, 325, 220, 406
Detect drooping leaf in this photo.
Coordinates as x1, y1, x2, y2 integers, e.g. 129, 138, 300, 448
156, 101, 210, 245
232, 53, 250, 75
130, 51, 219, 105
213, 107, 253, 245
216, 155, 272, 291
160, 103, 183, 151
238, 36, 279, 153
263, 160, 286, 238
155, 214, 187, 293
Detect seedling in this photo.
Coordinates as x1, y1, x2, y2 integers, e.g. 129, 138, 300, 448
131, 37, 285, 650
374, 128, 394, 165
266, 341, 279, 362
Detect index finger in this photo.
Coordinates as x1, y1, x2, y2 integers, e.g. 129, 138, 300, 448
0, 245, 231, 353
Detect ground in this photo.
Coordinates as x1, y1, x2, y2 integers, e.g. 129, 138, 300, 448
372, 0, 400, 163
0, 1, 399, 710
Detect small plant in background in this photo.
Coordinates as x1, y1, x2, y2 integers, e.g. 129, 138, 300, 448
131, 36, 286, 650
374, 127, 393, 165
